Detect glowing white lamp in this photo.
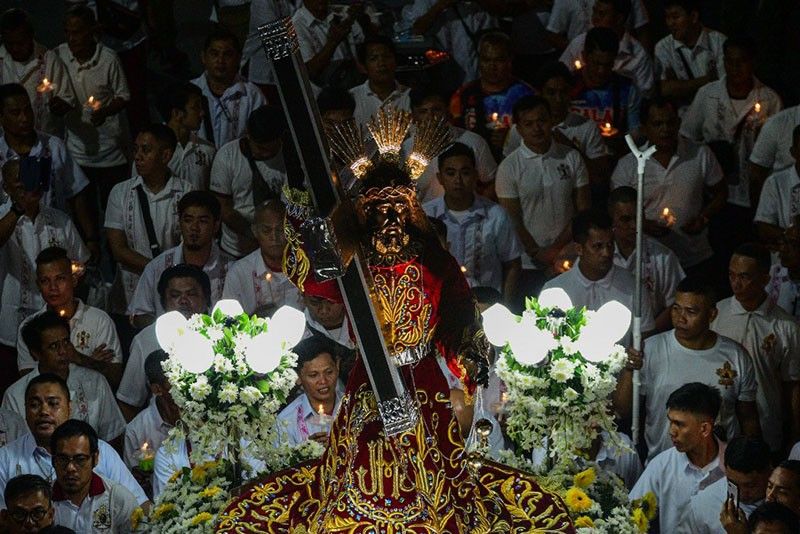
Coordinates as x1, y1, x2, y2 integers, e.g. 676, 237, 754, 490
509, 327, 557, 366
212, 299, 244, 317
172, 330, 215, 373
481, 303, 517, 347
595, 300, 632, 343
538, 288, 573, 311
155, 311, 188, 351
576, 300, 631, 362
270, 305, 306, 348
245, 331, 284, 374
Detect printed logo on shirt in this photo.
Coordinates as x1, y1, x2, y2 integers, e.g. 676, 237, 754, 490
716, 361, 737, 388
761, 333, 777, 354
75, 331, 90, 350
92, 501, 111, 529
557, 163, 571, 180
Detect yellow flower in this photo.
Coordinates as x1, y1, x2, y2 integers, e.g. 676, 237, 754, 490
130, 507, 145, 530
152, 503, 176, 521
190, 465, 208, 484
573, 467, 596, 489
564, 487, 593, 513
168, 470, 182, 483
200, 485, 222, 498
632, 507, 649, 533
574, 516, 595, 528
642, 491, 657, 520
191, 512, 214, 526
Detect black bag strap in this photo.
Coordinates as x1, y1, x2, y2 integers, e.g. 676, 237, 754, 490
676, 48, 696, 80
240, 138, 279, 207
135, 184, 162, 258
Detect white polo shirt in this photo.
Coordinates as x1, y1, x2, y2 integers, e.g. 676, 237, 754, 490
402, 126, 497, 204
127, 243, 232, 318
495, 141, 588, 269
754, 166, 800, 231
292, 5, 363, 66
546, 0, 649, 41
0, 206, 90, 346
16, 299, 123, 371
614, 237, 685, 318
631, 444, 725, 534
678, 476, 761, 534
749, 105, 800, 172
0, 409, 27, 449
104, 174, 193, 308
0, 432, 148, 508
680, 77, 782, 208
542, 260, 656, 343
116, 324, 158, 409
423, 195, 522, 293
53, 474, 138, 533
640, 330, 757, 460
767, 264, 800, 322
221, 249, 304, 315
276, 390, 343, 447
168, 134, 216, 191
209, 139, 288, 257
0, 42, 76, 137
2, 364, 126, 442
712, 296, 800, 451
56, 42, 130, 168
654, 28, 727, 82
503, 112, 609, 160
0, 131, 90, 215
611, 139, 723, 268
349, 81, 412, 129
191, 73, 266, 148
123, 399, 173, 469
561, 31, 655, 95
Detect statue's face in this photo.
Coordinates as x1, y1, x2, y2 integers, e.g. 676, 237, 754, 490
363, 196, 412, 255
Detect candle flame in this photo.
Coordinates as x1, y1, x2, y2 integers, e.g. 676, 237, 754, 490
754, 102, 761, 113
460, 265, 467, 273
604, 122, 611, 129
58, 309, 66, 317
265, 272, 272, 282
562, 260, 571, 270
491, 112, 498, 122
43, 78, 49, 84
662, 207, 670, 216
501, 391, 509, 403
141, 442, 149, 452
574, 59, 582, 70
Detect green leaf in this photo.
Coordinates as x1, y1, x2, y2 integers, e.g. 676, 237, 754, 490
256, 379, 271, 393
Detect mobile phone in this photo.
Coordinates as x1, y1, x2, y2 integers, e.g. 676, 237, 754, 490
727, 479, 740, 509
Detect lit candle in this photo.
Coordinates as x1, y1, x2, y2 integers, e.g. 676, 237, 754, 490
574, 59, 583, 70
599, 122, 618, 137
488, 112, 502, 131
460, 265, 467, 274
561, 260, 572, 271
58, 309, 66, 318
313, 403, 333, 432
71, 260, 85, 277
36, 78, 54, 93
138, 442, 155, 473
264, 271, 276, 304
754, 102, 761, 114
84, 96, 101, 111
660, 207, 676, 227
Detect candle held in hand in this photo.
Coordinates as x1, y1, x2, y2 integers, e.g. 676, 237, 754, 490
138, 442, 155, 473
36, 78, 54, 93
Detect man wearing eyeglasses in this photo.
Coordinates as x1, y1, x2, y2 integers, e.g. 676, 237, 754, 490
51, 420, 137, 533
1, 474, 55, 533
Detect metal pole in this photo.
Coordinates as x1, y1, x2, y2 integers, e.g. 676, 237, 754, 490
624, 135, 656, 447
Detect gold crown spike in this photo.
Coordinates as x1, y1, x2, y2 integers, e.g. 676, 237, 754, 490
329, 119, 371, 179
407, 116, 453, 180
367, 107, 412, 157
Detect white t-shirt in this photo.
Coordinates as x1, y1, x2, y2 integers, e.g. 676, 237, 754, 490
116, 323, 158, 408
640, 330, 757, 460
191, 74, 266, 148
611, 140, 723, 268
495, 141, 588, 269
209, 139, 288, 258
56, 42, 130, 167
630, 444, 725, 534
53, 474, 138, 533
712, 296, 800, 451
678, 476, 761, 534
221, 249, 304, 315
547, 0, 649, 41
654, 28, 727, 82
503, 111, 608, 160
168, 135, 216, 190
2, 364, 126, 442
749, 105, 800, 172
766, 264, 800, 322
16, 300, 123, 371
349, 81, 412, 129
613, 237, 685, 318
123, 399, 173, 469
754, 165, 800, 230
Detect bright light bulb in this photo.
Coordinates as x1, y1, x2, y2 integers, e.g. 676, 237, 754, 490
594, 300, 631, 343
212, 299, 244, 317
172, 330, 215, 373
269, 306, 306, 348
245, 331, 284, 374
538, 288, 573, 310
155, 311, 188, 351
481, 304, 517, 347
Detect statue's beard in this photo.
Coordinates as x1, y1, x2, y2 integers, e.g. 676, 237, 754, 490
372, 229, 410, 255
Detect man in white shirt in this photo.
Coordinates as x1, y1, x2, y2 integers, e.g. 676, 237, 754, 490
1, 474, 56, 533
160, 82, 216, 191
767, 223, 800, 322
679, 436, 771, 533
223, 199, 303, 316
560, 0, 654, 96
423, 143, 521, 302
105, 124, 193, 311
764, 461, 800, 516
611, 98, 726, 270
0, 373, 147, 508
546, 0, 649, 50
128, 191, 232, 327
749, 105, 800, 204
117, 265, 211, 420
627, 277, 760, 460
630, 382, 726, 533
17, 247, 122, 387
349, 37, 411, 129
50, 419, 138, 532
191, 28, 265, 148
712, 244, 800, 454
123, 350, 177, 470
655, 0, 726, 108
496, 95, 590, 305
754, 126, 800, 249
610, 186, 685, 331
300, 279, 355, 352
210, 105, 288, 258
4, 312, 126, 444
0, 8, 76, 137
277, 336, 342, 447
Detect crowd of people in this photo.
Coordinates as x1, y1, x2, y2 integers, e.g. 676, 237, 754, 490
0, 0, 798, 531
